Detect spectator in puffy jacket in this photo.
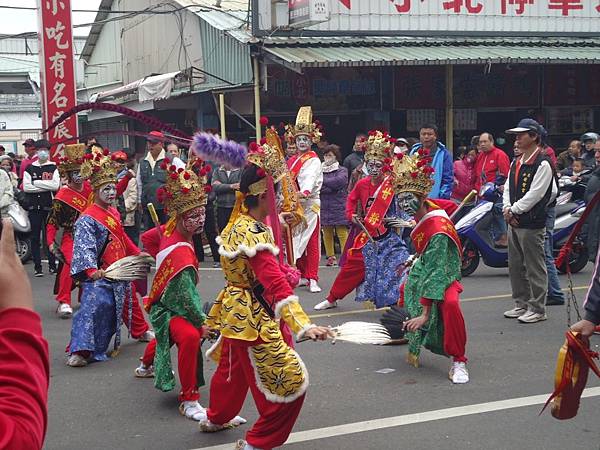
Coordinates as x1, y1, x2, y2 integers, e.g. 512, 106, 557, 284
452, 146, 477, 203
343, 133, 367, 177
320, 144, 349, 266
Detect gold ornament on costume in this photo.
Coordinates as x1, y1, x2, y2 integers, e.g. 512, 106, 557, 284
391, 149, 435, 197
285, 106, 322, 144
160, 157, 210, 219
58, 143, 86, 177
80, 147, 118, 189
365, 130, 393, 162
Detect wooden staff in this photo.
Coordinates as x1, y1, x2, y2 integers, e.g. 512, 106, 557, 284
450, 189, 478, 222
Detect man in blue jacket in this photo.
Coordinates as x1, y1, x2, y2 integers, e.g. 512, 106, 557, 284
410, 124, 453, 200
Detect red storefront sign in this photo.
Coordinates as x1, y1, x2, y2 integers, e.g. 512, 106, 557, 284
38, 0, 78, 159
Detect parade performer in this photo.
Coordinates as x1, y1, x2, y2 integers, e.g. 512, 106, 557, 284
46, 143, 91, 319
395, 150, 469, 384
315, 131, 410, 310
67, 149, 147, 367
285, 107, 324, 293
134, 158, 214, 422
200, 143, 331, 450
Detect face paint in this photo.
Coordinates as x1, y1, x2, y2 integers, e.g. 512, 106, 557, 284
366, 160, 384, 178
182, 206, 206, 234
37, 150, 49, 163
98, 183, 117, 204
295, 135, 312, 153
70, 171, 82, 184
396, 192, 421, 217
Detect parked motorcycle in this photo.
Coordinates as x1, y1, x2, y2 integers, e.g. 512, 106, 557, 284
4, 202, 32, 263
455, 183, 587, 277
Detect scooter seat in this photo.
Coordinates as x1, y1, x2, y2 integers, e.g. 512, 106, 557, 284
555, 202, 579, 217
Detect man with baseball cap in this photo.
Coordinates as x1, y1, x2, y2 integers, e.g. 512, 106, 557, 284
502, 118, 557, 324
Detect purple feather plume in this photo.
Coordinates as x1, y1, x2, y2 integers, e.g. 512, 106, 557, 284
192, 132, 247, 168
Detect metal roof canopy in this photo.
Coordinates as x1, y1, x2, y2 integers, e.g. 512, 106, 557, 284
0, 73, 38, 95
262, 38, 600, 69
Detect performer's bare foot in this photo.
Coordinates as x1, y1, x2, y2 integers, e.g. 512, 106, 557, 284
314, 299, 337, 310
449, 361, 469, 384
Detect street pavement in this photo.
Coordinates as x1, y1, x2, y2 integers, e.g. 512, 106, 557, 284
33, 259, 599, 450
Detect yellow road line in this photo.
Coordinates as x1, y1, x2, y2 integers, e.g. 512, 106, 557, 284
309, 285, 589, 319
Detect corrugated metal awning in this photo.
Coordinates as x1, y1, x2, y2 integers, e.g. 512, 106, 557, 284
262, 38, 600, 68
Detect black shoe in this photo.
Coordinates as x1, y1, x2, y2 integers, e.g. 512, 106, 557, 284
546, 297, 565, 306
34, 270, 43, 277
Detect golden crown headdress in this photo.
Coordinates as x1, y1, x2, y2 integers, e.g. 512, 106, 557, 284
58, 143, 86, 177
365, 130, 394, 162
159, 157, 210, 219
80, 147, 118, 189
247, 128, 291, 196
285, 106, 322, 144
391, 149, 435, 197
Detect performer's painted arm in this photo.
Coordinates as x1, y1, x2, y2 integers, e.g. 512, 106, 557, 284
0, 308, 49, 450
249, 250, 314, 339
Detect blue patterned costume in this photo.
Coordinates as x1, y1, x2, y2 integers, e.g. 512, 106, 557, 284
70, 215, 128, 361
356, 201, 410, 308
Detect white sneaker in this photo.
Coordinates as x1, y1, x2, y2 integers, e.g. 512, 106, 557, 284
138, 330, 155, 342
179, 401, 207, 421
309, 279, 322, 293
314, 299, 337, 310
134, 363, 155, 378
503, 307, 527, 319
57, 303, 73, 319
449, 361, 469, 384
518, 311, 547, 323
66, 354, 88, 367
199, 415, 247, 432
298, 278, 309, 287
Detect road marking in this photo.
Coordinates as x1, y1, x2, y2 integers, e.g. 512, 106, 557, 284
192, 386, 600, 450
309, 285, 589, 319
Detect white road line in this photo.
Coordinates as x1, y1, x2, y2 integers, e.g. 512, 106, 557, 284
191, 387, 600, 450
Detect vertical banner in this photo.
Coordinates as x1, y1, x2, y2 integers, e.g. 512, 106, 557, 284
38, 0, 78, 159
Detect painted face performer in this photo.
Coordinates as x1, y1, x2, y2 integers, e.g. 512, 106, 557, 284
285, 106, 324, 293
315, 130, 410, 310
393, 150, 470, 384
67, 148, 147, 367
200, 145, 331, 450
46, 143, 91, 319
133, 158, 215, 422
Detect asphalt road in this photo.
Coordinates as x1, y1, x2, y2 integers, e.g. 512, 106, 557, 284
32, 259, 599, 450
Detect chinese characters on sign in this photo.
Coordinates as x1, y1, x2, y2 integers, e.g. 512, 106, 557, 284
38, 0, 77, 159
386, 0, 593, 15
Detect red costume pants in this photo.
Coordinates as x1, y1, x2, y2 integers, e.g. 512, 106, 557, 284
296, 220, 320, 281
207, 338, 305, 450
124, 285, 150, 339
55, 233, 74, 305
326, 248, 365, 302
141, 316, 201, 402
420, 280, 468, 363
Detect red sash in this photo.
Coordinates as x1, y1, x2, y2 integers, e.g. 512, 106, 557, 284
55, 186, 90, 214
411, 210, 462, 257
288, 151, 318, 180
352, 177, 395, 251
145, 244, 198, 312
83, 204, 128, 267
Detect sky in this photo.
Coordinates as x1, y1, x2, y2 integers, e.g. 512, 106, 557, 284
0, 0, 102, 36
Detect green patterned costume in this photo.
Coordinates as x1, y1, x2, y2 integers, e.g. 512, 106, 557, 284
150, 267, 206, 392
404, 233, 461, 362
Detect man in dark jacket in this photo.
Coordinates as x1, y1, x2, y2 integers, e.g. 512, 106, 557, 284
570, 245, 600, 337
342, 133, 367, 176
211, 164, 241, 232
584, 146, 600, 262
23, 140, 60, 276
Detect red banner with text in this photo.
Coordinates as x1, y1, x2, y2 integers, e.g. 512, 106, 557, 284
38, 0, 78, 159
